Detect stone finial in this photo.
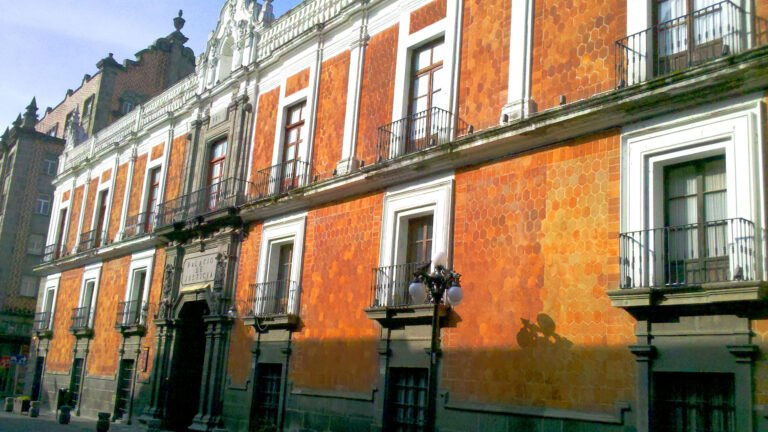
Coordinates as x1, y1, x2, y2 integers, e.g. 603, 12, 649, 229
12, 114, 22, 130
174, 9, 186, 31
22, 97, 38, 129
96, 52, 120, 70
259, 0, 275, 24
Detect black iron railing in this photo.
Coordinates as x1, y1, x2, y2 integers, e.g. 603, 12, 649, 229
33, 311, 52, 332
376, 108, 472, 163
78, 229, 106, 252
619, 218, 757, 289
156, 178, 251, 227
249, 160, 313, 201
246, 280, 299, 317
70, 306, 94, 330
115, 300, 148, 328
42, 243, 67, 263
370, 262, 431, 308
616, 1, 768, 87
123, 211, 155, 239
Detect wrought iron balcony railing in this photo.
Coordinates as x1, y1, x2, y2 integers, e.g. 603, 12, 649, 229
370, 262, 431, 308
376, 108, 472, 163
249, 160, 313, 201
33, 311, 52, 332
123, 211, 155, 239
615, 0, 768, 87
115, 300, 148, 328
156, 178, 251, 228
78, 229, 106, 252
42, 243, 67, 263
70, 306, 94, 331
619, 218, 758, 289
246, 280, 299, 318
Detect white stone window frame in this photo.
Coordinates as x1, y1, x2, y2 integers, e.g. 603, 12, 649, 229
138, 153, 165, 219
389, 2, 461, 157
379, 172, 454, 269
41, 274, 61, 329
255, 213, 307, 316
87, 175, 113, 246
621, 96, 766, 284
77, 263, 103, 328
270, 80, 313, 190
121, 249, 155, 325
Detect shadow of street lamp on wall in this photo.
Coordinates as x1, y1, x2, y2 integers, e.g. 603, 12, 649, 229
408, 251, 463, 431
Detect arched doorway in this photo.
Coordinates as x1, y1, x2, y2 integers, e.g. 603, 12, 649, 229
165, 300, 208, 431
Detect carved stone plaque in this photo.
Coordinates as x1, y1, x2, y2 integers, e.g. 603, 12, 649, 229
181, 254, 217, 286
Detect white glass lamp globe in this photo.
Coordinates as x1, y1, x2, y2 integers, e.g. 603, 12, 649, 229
446, 284, 464, 306
432, 251, 448, 269
409, 281, 428, 304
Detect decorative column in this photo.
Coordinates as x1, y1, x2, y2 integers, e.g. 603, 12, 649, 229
500, 0, 536, 122
336, 8, 370, 175
190, 317, 231, 431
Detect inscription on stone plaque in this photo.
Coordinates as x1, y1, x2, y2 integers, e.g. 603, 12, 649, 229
181, 254, 217, 286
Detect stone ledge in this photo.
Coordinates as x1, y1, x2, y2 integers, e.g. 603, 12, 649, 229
607, 281, 768, 309
365, 304, 447, 327
243, 314, 300, 331
444, 398, 631, 425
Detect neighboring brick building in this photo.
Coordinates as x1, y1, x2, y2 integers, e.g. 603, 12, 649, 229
29, 0, 768, 431
0, 12, 194, 402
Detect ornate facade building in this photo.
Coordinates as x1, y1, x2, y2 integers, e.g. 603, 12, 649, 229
30, 0, 768, 431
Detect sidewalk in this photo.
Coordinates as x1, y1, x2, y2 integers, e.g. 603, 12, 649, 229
0, 410, 145, 431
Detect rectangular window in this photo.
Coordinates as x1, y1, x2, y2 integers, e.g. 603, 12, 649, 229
64, 110, 75, 135
35, 194, 51, 215
664, 156, 727, 285
124, 268, 147, 325
252, 363, 282, 429
386, 367, 428, 431
207, 140, 227, 210
55, 208, 68, 251
94, 189, 109, 246
46, 124, 59, 137
407, 40, 445, 153
120, 100, 135, 115
69, 358, 84, 409
655, 0, 724, 74
43, 156, 58, 176
20, 276, 39, 297
145, 167, 161, 231
44, 288, 55, 313
27, 234, 45, 255
281, 103, 306, 192
406, 215, 434, 265
653, 372, 735, 432
114, 359, 135, 420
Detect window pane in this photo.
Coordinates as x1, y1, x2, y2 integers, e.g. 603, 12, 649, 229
704, 158, 726, 192
667, 164, 697, 198
432, 41, 445, 63
414, 48, 432, 71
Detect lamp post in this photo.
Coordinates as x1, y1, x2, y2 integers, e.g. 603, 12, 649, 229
408, 251, 463, 431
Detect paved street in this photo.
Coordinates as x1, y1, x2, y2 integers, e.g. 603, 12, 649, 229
0, 410, 144, 432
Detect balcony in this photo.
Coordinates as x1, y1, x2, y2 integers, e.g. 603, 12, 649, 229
70, 306, 94, 336
33, 311, 52, 337
42, 243, 67, 263
123, 211, 155, 239
376, 108, 472, 163
78, 229, 106, 252
610, 218, 768, 309
115, 300, 148, 335
615, 1, 768, 87
249, 160, 313, 201
156, 178, 250, 228
243, 280, 300, 330
366, 262, 447, 326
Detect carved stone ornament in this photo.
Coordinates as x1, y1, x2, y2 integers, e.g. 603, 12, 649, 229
157, 264, 175, 320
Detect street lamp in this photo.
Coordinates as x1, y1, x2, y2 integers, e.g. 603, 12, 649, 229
408, 251, 463, 430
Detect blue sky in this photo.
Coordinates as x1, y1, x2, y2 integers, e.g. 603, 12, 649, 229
0, 0, 303, 131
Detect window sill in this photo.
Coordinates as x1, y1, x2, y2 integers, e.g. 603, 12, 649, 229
607, 280, 768, 310
243, 313, 300, 331
69, 327, 94, 338
365, 303, 448, 327
115, 324, 147, 337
